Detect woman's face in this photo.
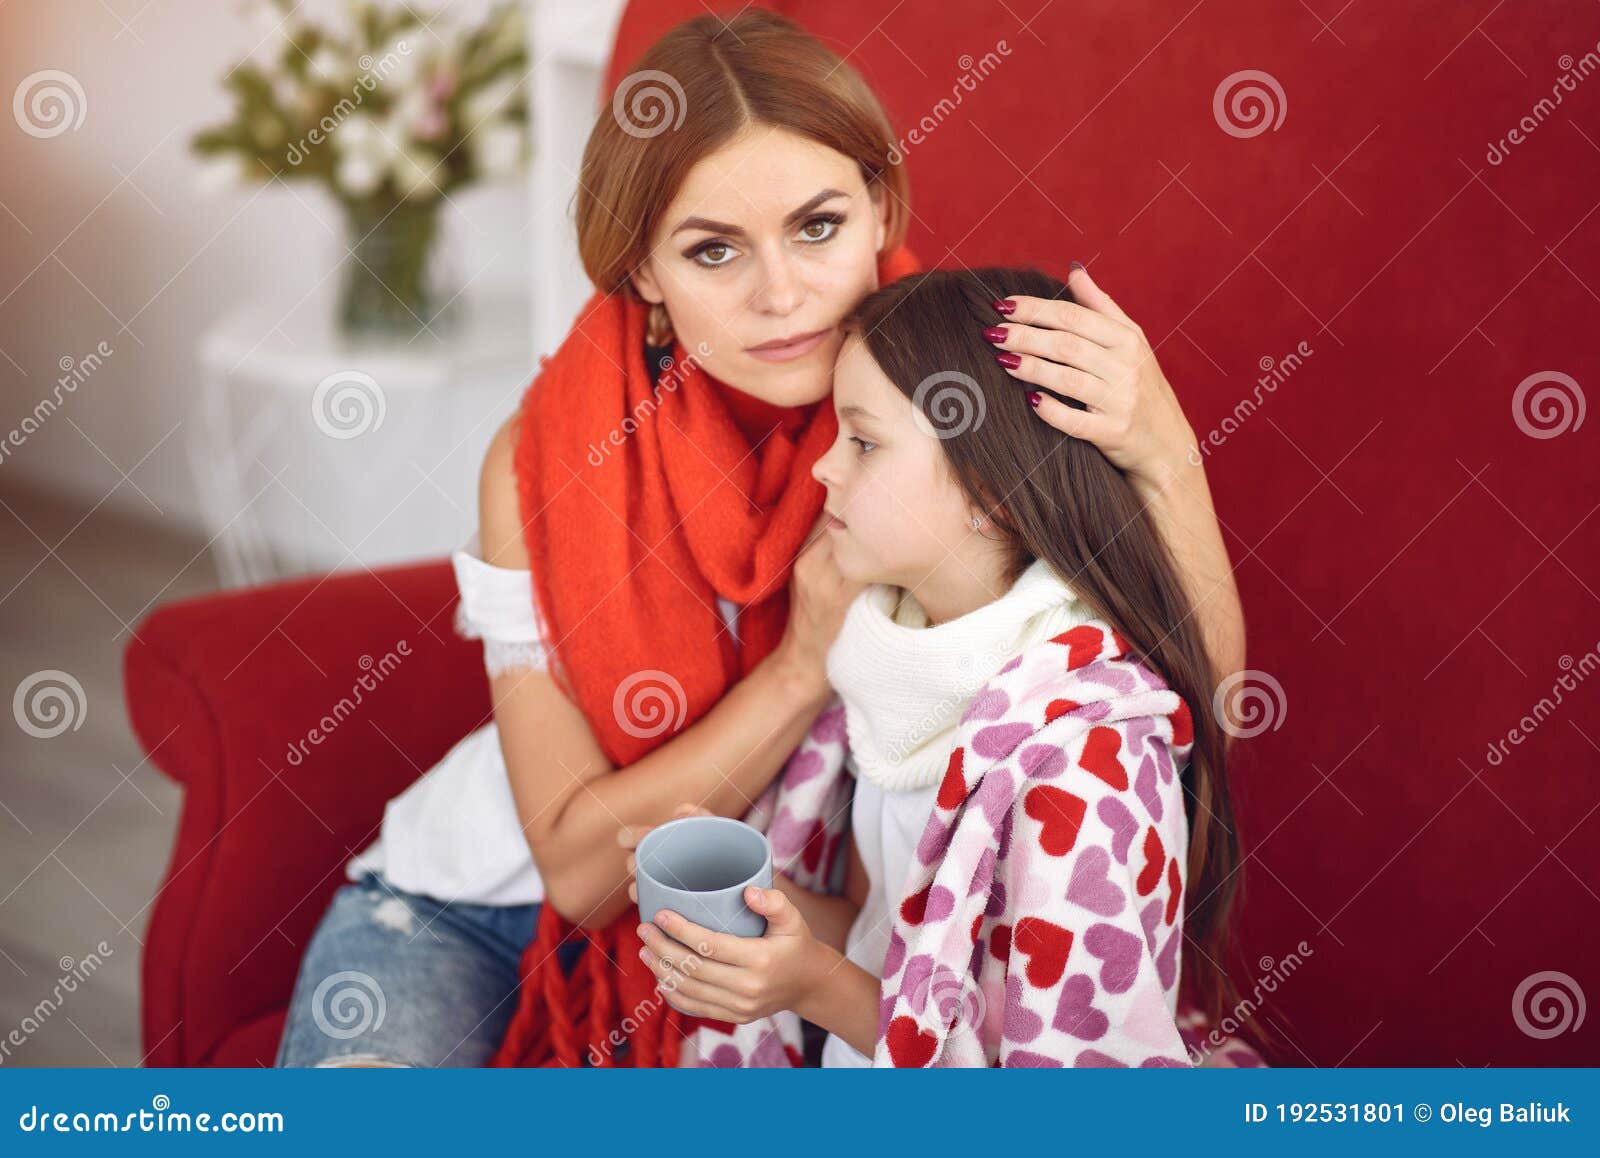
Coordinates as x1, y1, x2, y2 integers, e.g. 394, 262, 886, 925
631, 125, 889, 408
811, 335, 998, 601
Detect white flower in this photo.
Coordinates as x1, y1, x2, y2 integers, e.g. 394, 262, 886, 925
308, 47, 346, 85
271, 73, 300, 113
334, 112, 398, 162
392, 146, 441, 200
374, 38, 422, 87
195, 154, 248, 195
470, 121, 524, 179
336, 153, 384, 198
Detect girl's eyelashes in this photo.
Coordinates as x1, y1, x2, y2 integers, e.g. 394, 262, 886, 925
848, 435, 876, 455
683, 213, 847, 269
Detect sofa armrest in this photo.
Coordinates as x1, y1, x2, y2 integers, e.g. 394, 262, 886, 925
124, 558, 491, 1065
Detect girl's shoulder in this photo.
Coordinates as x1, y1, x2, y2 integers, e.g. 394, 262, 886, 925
952, 619, 1192, 784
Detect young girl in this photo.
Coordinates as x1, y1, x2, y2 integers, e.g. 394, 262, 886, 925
633, 267, 1254, 1067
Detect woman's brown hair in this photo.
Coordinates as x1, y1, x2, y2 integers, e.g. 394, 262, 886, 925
842, 266, 1268, 1058
575, 8, 910, 296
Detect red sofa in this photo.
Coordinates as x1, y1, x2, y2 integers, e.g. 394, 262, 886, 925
127, 0, 1600, 1066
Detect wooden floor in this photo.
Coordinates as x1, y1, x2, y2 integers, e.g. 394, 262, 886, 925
0, 482, 217, 1066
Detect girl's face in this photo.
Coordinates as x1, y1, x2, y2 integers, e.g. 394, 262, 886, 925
631, 125, 889, 408
811, 336, 1009, 615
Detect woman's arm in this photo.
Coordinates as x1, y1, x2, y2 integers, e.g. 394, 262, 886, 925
986, 264, 1247, 684
478, 415, 854, 930
1133, 456, 1247, 685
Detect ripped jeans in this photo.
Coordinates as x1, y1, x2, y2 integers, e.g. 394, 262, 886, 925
275, 871, 587, 1067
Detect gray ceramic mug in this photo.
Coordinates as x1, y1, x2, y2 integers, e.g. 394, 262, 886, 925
635, 814, 773, 938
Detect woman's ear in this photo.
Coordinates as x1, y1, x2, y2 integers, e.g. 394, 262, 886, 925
869, 183, 888, 252
630, 259, 665, 305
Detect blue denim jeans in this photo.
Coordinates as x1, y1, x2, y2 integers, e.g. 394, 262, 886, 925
275, 871, 586, 1067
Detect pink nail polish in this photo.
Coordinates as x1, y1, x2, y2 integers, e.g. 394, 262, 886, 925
1028, 392, 1041, 408
982, 326, 1008, 343
995, 352, 1021, 369
992, 299, 1016, 315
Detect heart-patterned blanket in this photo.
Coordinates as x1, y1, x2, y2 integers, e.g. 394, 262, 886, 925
674, 620, 1267, 1068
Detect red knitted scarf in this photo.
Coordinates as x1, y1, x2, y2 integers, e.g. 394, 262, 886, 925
488, 245, 921, 1067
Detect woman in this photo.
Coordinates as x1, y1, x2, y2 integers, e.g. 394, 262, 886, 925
275, 8, 1246, 1069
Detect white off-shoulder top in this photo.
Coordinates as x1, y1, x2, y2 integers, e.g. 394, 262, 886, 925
343, 534, 741, 906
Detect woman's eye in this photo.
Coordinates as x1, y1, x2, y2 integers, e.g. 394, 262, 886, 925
691, 241, 737, 268
849, 436, 876, 455
799, 215, 843, 243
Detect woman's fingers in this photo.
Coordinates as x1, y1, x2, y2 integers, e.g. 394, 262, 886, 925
1029, 391, 1117, 443
619, 803, 712, 851
993, 350, 1113, 411
995, 292, 1127, 349
1064, 262, 1137, 328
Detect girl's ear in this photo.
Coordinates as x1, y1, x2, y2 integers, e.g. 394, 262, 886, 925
631, 259, 665, 305
869, 183, 888, 253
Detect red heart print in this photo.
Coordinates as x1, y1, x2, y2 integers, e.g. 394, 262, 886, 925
1169, 699, 1193, 747
1136, 827, 1164, 896
901, 882, 932, 925
800, 819, 827, 874
1079, 726, 1128, 791
1014, 917, 1074, 989
1045, 698, 1081, 724
886, 1015, 938, 1067
937, 746, 967, 810
1165, 857, 1182, 925
1050, 625, 1104, 669
1024, 785, 1087, 856
991, 923, 1011, 963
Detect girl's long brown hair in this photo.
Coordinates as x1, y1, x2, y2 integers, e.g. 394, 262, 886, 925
842, 266, 1261, 1053
576, 8, 910, 295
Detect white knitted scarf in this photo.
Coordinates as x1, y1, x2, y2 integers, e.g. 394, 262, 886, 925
825, 556, 1094, 792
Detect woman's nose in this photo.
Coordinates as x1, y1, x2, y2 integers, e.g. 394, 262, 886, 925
753, 249, 804, 315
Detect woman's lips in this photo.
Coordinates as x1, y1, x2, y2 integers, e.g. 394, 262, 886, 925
745, 327, 831, 363
824, 510, 847, 531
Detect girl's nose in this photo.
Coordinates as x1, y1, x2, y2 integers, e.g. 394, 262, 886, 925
811, 442, 838, 487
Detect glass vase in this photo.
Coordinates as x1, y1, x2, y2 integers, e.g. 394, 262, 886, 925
337, 199, 459, 339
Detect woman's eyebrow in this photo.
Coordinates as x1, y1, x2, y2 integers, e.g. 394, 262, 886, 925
837, 403, 877, 423
671, 188, 848, 237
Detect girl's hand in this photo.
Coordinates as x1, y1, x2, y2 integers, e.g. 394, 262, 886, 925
636, 885, 829, 1023
620, 802, 711, 903
987, 263, 1199, 495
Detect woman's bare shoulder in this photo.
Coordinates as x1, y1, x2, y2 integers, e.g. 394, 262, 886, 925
479, 412, 528, 570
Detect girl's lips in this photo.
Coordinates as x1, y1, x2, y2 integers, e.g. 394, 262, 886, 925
745, 328, 831, 363
824, 512, 847, 530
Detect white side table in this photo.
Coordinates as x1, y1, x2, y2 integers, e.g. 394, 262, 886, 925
192, 287, 533, 587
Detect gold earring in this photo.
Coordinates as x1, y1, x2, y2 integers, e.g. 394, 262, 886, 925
646, 302, 674, 347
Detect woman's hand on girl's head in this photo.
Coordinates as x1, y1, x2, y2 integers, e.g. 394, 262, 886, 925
987, 263, 1200, 494
634, 886, 831, 1024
